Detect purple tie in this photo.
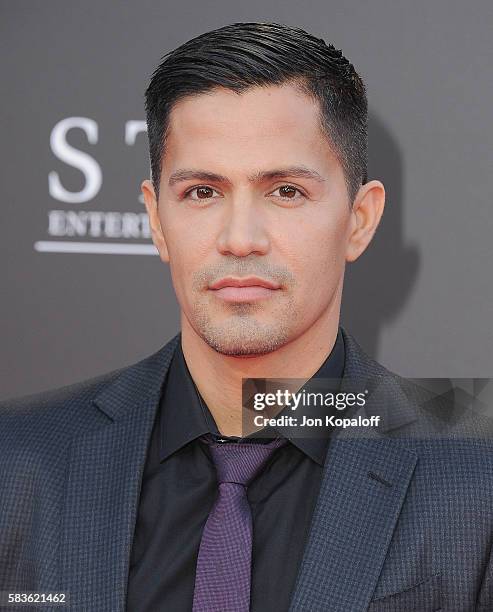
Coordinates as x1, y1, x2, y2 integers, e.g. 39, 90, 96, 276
192, 435, 287, 612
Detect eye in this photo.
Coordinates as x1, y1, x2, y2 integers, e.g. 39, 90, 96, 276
184, 185, 221, 201
269, 185, 306, 201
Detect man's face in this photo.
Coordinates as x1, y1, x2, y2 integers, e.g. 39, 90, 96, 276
148, 83, 358, 356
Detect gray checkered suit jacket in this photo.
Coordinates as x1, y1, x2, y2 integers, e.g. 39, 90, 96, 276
1, 327, 493, 611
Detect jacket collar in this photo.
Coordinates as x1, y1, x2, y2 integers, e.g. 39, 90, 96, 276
91, 333, 181, 422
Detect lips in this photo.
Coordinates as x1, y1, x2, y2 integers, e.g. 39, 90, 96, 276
209, 276, 280, 290
208, 276, 281, 303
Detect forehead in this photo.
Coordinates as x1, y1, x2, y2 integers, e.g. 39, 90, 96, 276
163, 83, 338, 172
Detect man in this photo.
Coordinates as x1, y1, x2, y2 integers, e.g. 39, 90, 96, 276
1, 21, 492, 612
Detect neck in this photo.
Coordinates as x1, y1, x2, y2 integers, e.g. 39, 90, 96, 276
181, 307, 341, 437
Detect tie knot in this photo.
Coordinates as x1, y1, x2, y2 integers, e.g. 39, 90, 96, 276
201, 436, 287, 486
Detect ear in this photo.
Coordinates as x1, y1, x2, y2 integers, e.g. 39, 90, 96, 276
345, 180, 385, 263
141, 179, 170, 263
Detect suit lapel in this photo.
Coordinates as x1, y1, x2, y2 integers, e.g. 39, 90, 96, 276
288, 328, 420, 611
59, 334, 180, 611
288, 433, 418, 611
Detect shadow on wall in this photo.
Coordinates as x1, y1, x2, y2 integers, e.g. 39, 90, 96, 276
341, 110, 420, 361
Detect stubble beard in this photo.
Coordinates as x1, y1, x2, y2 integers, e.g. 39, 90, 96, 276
191, 298, 299, 356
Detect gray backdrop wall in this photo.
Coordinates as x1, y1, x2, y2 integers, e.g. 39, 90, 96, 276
1, 0, 492, 400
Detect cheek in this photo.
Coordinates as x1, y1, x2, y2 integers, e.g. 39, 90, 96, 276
162, 203, 216, 256
275, 208, 350, 283
161, 210, 215, 298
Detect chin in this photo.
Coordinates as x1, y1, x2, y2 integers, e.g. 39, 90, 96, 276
190, 306, 296, 357
200, 329, 291, 358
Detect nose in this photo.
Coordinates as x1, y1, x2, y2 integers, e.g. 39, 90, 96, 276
216, 198, 270, 257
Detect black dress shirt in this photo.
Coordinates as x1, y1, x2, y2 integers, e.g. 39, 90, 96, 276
126, 328, 345, 612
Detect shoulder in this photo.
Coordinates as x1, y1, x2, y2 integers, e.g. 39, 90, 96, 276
341, 328, 493, 470
341, 327, 493, 435
0, 333, 181, 455
0, 365, 123, 424
0, 367, 125, 471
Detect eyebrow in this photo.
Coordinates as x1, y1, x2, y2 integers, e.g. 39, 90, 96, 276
168, 166, 326, 187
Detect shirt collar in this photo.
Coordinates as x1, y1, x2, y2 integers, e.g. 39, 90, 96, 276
159, 344, 220, 462
159, 327, 345, 467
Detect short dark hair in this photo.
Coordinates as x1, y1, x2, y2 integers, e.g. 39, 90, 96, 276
144, 22, 368, 205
